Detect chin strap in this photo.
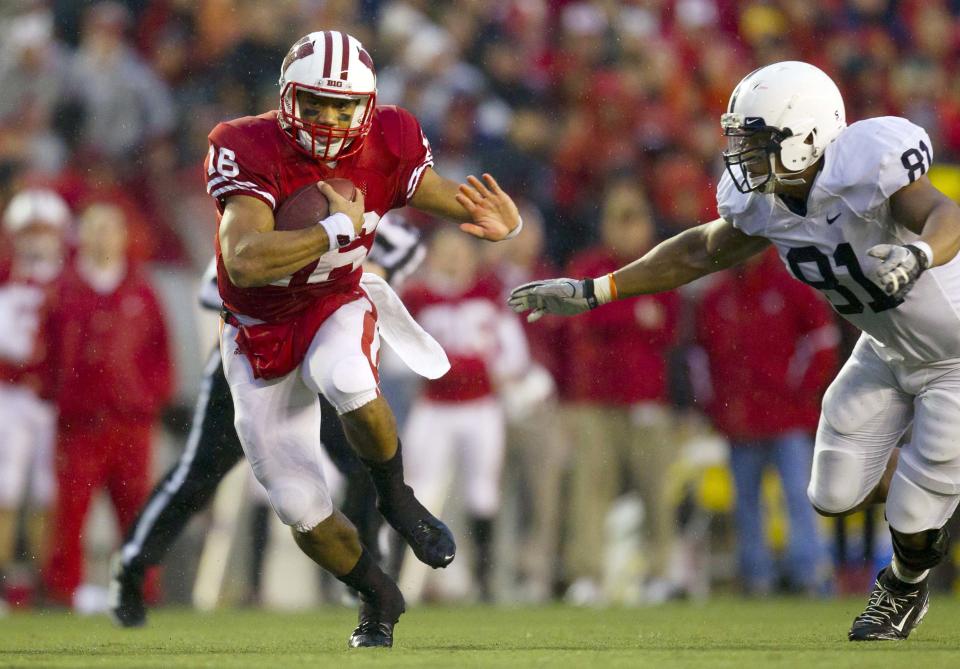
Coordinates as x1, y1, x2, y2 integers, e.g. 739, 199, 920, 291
765, 153, 812, 191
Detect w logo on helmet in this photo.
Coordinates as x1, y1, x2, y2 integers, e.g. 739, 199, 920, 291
281, 38, 315, 76
358, 48, 375, 74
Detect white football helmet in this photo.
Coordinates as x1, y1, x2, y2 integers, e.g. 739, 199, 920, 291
3, 189, 70, 283
278, 31, 377, 161
721, 61, 846, 194
3, 189, 71, 234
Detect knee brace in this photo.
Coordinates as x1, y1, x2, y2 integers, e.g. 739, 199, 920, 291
891, 526, 950, 572
266, 481, 333, 532
306, 354, 378, 414
807, 446, 871, 515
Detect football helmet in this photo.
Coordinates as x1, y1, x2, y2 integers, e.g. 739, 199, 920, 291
278, 31, 377, 161
721, 61, 846, 194
3, 189, 71, 233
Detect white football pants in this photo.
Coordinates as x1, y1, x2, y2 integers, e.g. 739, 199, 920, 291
402, 397, 506, 518
0, 384, 56, 508
220, 296, 381, 532
808, 335, 960, 533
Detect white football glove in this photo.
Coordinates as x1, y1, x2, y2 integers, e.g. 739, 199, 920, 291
866, 243, 930, 301
508, 277, 599, 322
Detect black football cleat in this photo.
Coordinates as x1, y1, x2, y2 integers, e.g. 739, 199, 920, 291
393, 516, 456, 569
408, 517, 456, 569
108, 553, 147, 628
378, 489, 456, 569
349, 620, 396, 648
848, 568, 929, 641
348, 587, 405, 649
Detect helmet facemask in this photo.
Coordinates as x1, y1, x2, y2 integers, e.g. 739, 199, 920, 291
721, 113, 801, 194
279, 83, 375, 162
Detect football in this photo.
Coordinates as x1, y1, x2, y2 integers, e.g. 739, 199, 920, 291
273, 178, 357, 231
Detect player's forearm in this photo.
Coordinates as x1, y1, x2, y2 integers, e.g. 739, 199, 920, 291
611, 219, 769, 299
613, 237, 713, 297
410, 175, 471, 222
917, 200, 960, 268
227, 227, 330, 287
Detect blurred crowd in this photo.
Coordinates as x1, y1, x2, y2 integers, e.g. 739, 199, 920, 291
6, 0, 960, 266
3, 0, 960, 611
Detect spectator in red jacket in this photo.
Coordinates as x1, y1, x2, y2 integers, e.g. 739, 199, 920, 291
696, 248, 839, 596
562, 180, 681, 605
43, 201, 173, 606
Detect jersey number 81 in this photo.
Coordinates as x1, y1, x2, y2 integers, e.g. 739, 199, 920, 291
787, 243, 903, 314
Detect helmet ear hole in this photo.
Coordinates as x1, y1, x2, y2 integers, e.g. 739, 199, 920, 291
804, 132, 815, 145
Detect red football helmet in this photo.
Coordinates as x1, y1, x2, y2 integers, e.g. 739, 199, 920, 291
278, 31, 377, 162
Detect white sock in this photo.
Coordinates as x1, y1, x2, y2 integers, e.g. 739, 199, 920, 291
891, 556, 928, 584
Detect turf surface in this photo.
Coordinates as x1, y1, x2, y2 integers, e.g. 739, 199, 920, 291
3, 598, 960, 668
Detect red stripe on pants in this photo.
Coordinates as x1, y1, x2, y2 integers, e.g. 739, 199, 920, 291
360, 299, 380, 387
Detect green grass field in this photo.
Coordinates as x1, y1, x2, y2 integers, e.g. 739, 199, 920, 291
3, 598, 960, 668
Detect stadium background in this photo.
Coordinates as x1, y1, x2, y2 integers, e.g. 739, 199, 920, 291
3, 0, 960, 614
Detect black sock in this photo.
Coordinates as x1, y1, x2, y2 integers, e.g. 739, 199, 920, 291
471, 517, 494, 600
361, 441, 427, 527
337, 549, 404, 623
342, 470, 382, 563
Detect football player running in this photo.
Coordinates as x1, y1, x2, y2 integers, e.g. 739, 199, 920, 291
206, 31, 520, 648
510, 61, 960, 642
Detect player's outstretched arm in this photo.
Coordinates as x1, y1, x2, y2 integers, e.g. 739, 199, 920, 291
509, 217, 769, 321
866, 176, 960, 300
219, 190, 365, 287
613, 217, 770, 296
409, 168, 521, 241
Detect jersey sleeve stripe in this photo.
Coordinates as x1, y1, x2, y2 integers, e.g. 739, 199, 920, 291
405, 159, 434, 200
206, 175, 272, 193
210, 183, 277, 209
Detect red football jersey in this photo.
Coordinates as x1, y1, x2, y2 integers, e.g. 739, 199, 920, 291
403, 275, 527, 402
0, 267, 62, 398
206, 106, 433, 322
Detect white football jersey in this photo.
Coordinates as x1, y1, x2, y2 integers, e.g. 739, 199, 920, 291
717, 116, 960, 365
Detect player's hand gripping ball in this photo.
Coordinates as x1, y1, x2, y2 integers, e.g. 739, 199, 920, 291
274, 178, 359, 232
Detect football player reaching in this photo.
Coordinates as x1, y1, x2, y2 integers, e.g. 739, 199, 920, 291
198, 32, 519, 648
510, 61, 960, 642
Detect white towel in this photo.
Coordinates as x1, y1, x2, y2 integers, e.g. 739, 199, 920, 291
360, 273, 450, 379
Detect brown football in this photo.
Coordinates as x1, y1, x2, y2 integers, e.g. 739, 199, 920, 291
273, 178, 357, 231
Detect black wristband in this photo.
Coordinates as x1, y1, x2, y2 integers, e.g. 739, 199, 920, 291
905, 244, 930, 274
582, 278, 599, 309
